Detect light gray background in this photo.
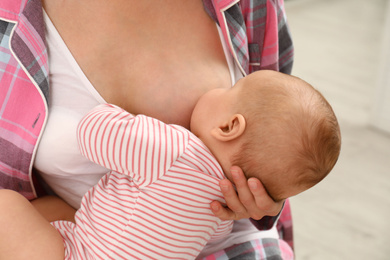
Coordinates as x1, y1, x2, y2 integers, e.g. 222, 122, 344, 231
284, 0, 390, 259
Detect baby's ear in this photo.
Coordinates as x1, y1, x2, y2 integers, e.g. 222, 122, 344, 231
211, 114, 246, 142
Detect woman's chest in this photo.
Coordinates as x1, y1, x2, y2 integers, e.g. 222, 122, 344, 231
43, 0, 232, 128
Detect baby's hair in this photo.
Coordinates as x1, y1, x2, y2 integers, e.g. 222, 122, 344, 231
232, 71, 341, 201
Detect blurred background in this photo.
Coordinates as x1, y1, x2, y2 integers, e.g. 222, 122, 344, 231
284, 0, 390, 259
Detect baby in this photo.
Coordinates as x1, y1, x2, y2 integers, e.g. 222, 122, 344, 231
0, 70, 341, 260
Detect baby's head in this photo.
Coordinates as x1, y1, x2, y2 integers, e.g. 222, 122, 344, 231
190, 70, 341, 202
231, 70, 341, 201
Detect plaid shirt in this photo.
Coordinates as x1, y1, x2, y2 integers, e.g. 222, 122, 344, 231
0, 0, 294, 258
0, 0, 48, 199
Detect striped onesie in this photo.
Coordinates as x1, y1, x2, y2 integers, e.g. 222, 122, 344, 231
51, 104, 233, 259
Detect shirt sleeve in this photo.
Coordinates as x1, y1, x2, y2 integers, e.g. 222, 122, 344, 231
77, 104, 188, 187
210, 220, 233, 243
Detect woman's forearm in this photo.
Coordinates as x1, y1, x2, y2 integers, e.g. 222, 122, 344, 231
31, 196, 76, 223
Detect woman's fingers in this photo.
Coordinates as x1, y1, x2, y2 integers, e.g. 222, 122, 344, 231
211, 166, 284, 221
211, 178, 248, 221
230, 167, 257, 214
247, 177, 284, 217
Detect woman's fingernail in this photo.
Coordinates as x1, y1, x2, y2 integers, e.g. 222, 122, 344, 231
211, 204, 220, 212
232, 170, 240, 180
220, 183, 229, 191
249, 180, 258, 190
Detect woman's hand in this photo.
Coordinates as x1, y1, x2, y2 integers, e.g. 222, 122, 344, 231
210, 166, 284, 221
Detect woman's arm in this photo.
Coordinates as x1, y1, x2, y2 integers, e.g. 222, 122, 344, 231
0, 190, 64, 260
31, 196, 76, 223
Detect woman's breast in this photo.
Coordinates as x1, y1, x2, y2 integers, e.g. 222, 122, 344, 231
44, 0, 233, 129
114, 58, 232, 129
86, 14, 232, 128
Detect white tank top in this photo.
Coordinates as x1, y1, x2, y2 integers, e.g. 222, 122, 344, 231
36, 10, 277, 255
35, 11, 109, 208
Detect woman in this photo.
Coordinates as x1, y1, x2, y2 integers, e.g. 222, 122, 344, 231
0, 0, 294, 258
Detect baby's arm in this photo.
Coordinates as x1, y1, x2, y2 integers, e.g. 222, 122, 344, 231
209, 220, 233, 243
77, 104, 137, 175
0, 190, 64, 260
78, 104, 188, 185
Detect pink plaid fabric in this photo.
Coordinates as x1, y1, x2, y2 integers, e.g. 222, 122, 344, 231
0, 0, 294, 258
203, 0, 293, 74
201, 237, 293, 260
0, 0, 48, 199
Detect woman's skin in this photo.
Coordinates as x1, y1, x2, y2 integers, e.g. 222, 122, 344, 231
213, 166, 283, 220
41, 0, 283, 220
31, 196, 76, 223
0, 190, 64, 260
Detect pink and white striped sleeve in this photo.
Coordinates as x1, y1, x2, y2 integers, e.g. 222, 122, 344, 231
77, 104, 189, 187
